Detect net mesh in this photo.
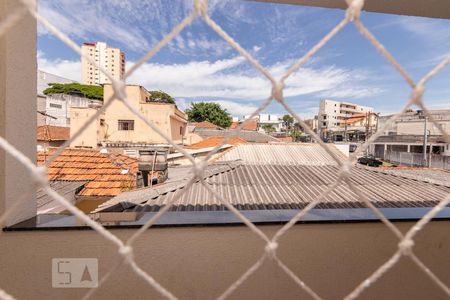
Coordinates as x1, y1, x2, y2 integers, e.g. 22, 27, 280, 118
0, 0, 449, 299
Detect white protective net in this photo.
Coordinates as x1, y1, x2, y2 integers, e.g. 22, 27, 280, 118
0, 0, 449, 299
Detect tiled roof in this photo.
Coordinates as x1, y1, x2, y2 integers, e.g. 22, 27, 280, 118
229, 119, 258, 131
230, 122, 238, 129
218, 143, 345, 165
193, 121, 220, 130
96, 163, 450, 213
197, 129, 281, 143
37, 125, 70, 141
186, 136, 247, 149
37, 149, 137, 197
241, 119, 258, 131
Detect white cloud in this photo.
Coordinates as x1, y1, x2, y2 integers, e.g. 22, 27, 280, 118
37, 52, 81, 82
38, 53, 381, 107
38, 0, 150, 51
210, 100, 258, 117
128, 56, 380, 100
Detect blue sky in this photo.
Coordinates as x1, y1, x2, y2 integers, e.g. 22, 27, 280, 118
37, 0, 450, 118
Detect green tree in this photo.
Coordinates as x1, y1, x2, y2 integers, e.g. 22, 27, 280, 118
290, 129, 302, 142
147, 90, 175, 104
282, 114, 294, 131
262, 124, 276, 133
186, 102, 232, 128
43, 83, 103, 100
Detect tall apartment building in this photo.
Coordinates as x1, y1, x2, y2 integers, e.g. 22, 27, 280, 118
317, 99, 373, 139
81, 42, 125, 85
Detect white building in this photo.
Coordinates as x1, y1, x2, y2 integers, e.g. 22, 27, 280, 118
81, 42, 125, 85
317, 99, 373, 139
243, 114, 285, 132
43, 93, 102, 127
37, 70, 76, 126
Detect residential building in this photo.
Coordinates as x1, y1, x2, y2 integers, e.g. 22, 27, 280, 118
371, 109, 450, 168
41, 93, 102, 127
81, 42, 125, 85
70, 84, 187, 150
327, 112, 378, 142
378, 109, 450, 136
37, 69, 75, 95
257, 114, 284, 132
317, 99, 374, 140
36, 125, 69, 151
37, 70, 77, 126
240, 114, 284, 132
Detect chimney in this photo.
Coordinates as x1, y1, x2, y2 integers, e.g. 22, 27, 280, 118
138, 148, 168, 187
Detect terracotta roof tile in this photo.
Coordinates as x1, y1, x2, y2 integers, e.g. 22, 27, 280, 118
229, 119, 258, 131
186, 136, 247, 149
194, 121, 220, 130
37, 125, 70, 141
37, 148, 137, 197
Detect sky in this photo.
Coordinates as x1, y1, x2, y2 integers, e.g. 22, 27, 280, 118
37, 0, 450, 118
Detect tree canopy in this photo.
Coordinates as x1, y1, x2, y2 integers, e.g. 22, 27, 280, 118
147, 90, 175, 104
43, 83, 103, 100
186, 102, 232, 128
282, 114, 294, 130
262, 124, 276, 133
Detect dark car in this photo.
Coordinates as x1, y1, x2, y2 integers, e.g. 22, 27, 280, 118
349, 144, 358, 153
357, 155, 383, 167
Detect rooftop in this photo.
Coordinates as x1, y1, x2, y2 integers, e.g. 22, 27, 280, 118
218, 143, 345, 165
192, 121, 221, 130
95, 162, 449, 214
37, 149, 138, 197
186, 136, 247, 149
197, 129, 281, 143
37, 125, 70, 142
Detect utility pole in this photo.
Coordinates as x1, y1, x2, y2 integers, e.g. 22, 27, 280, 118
423, 116, 428, 167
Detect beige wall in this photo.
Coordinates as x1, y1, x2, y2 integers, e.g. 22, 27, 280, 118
397, 120, 449, 135
81, 42, 124, 85
0, 0, 37, 226
103, 84, 187, 145
0, 221, 449, 299
70, 107, 103, 148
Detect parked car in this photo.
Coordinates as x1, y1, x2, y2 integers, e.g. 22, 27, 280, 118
349, 144, 358, 153
357, 155, 383, 167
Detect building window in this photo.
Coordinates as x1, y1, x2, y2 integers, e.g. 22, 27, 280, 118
118, 120, 134, 131
180, 126, 183, 135
49, 103, 62, 109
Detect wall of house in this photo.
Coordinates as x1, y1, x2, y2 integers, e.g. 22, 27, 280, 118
70, 108, 101, 148
103, 85, 187, 144
37, 95, 47, 126
0, 0, 37, 226
0, 221, 449, 299
396, 120, 449, 136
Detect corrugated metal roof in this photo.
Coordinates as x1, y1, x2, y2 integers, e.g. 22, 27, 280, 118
37, 181, 86, 214
94, 163, 237, 212
95, 163, 449, 213
218, 144, 345, 165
